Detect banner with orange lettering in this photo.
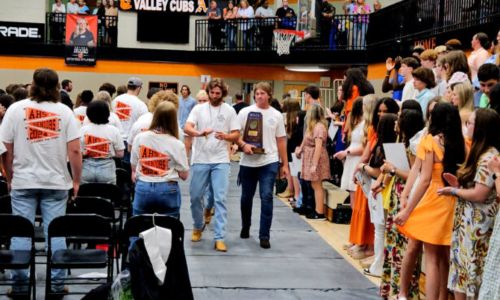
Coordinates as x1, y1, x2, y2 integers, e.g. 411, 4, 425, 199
65, 14, 97, 66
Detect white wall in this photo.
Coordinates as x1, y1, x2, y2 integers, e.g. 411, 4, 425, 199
0, 0, 45, 23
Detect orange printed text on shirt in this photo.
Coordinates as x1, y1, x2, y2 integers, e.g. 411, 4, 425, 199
25, 107, 61, 142
84, 134, 110, 158
115, 101, 131, 121
139, 145, 170, 176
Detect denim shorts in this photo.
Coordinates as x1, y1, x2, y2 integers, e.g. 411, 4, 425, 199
133, 180, 181, 218
82, 158, 116, 185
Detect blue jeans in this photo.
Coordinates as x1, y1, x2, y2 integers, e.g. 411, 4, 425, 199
238, 162, 279, 240
226, 24, 237, 50
82, 158, 116, 185
189, 163, 230, 241
133, 180, 181, 218
204, 184, 214, 210
10, 189, 68, 293
122, 140, 130, 164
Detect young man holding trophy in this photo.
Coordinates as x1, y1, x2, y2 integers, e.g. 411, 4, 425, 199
236, 82, 289, 249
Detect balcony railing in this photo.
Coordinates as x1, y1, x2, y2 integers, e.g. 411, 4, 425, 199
367, 0, 500, 48
46, 13, 118, 47
195, 15, 369, 52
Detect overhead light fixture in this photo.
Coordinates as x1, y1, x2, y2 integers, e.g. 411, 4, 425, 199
285, 66, 329, 72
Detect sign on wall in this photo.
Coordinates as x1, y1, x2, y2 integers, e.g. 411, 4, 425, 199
0, 21, 44, 43
149, 81, 179, 93
119, 0, 207, 14
65, 15, 98, 66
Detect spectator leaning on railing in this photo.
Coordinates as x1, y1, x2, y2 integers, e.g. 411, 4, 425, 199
207, 0, 223, 49
275, 0, 296, 30
255, 0, 275, 51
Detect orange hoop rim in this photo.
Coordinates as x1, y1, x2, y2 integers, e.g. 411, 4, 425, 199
273, 29, 305, 38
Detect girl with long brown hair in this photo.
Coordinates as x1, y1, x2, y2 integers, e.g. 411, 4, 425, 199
438, 109, 500, 300
131, 101, 189, 218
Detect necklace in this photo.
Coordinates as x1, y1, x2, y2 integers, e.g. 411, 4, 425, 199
208, 103, 222, 128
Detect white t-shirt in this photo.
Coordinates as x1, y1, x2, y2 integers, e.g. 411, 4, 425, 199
112, 94, 148, 140
80, 123, 125, 159
74, 106, 87, 124
131, 131, 189, 182
255, 6, 274, 17
128, 112, 184, 146
127, 112, 153, 146
186, 102, 240, 164
238, 105, 286, 167
83, 111, 123, 132
402, 78, 418, 102
67, 2, 79, 13
0, 99, 79, 190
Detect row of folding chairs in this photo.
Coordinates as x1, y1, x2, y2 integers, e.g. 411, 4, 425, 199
0, 213, 184, 299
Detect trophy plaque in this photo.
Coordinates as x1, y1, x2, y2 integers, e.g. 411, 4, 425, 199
242, 112, 265, 154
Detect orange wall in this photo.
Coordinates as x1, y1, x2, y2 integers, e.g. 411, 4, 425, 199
0, 56, 324, 82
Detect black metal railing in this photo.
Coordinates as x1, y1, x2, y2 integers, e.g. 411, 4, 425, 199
367, 0, 500, 48
195, 15, 369, 52
46, 13, 118, 47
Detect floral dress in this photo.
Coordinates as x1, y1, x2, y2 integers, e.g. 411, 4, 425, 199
380, 176, 421, 299
448, 148, 499, 297
301, 123, 331, 181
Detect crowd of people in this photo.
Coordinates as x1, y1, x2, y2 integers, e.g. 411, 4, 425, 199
0, 26, 499, 298
206, 0, 378, 50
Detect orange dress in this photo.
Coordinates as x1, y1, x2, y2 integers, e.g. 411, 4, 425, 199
398, 134, 456, 246
349, 126, 376, 245
344, 85, 360, 116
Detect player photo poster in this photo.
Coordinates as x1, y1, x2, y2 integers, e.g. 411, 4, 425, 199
65, 14, 97, 66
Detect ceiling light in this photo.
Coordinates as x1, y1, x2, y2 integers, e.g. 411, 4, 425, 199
285, 66, 329, 72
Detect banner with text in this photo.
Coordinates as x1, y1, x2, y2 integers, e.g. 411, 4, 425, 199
65, 14, 98, 66
0, 21, 44, 43
119, 0, 207, 14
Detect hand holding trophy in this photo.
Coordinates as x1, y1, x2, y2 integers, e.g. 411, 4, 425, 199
242, 112, 265, 154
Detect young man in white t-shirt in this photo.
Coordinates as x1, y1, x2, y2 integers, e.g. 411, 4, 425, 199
1, 68, 82, 295
112, 77, 148, 161
401, 57, 421, 101
235, 82, 289, 249
184, 78, 240, 252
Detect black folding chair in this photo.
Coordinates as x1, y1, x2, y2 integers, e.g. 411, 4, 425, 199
77, 183, 125, 230
0, 195, 11, 214
116, 168, 134, 219
70, 196, 122, 274
45, 214, 113, 298
0, 180, 8, 197
121, 214, 193, 299
121, 214, 185, 270
0, 214, 36, 300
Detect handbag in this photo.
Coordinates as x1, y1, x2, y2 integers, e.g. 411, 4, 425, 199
332, 204, 352, 224
275, 177, 288, 195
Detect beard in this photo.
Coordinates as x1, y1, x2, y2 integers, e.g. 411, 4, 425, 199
209, 96, 223, 106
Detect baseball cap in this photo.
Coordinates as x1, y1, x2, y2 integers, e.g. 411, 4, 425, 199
127, 77, 143, 87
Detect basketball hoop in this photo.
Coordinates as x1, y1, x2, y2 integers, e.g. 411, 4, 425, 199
273, 29, 305, 56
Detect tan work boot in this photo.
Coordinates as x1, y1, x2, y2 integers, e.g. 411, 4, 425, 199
191, 229, 203, 242
214, 240, 227, 252
204, 208, 213, 225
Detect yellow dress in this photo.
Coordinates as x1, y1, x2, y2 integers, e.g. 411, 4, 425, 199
398, 134, 456, 246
